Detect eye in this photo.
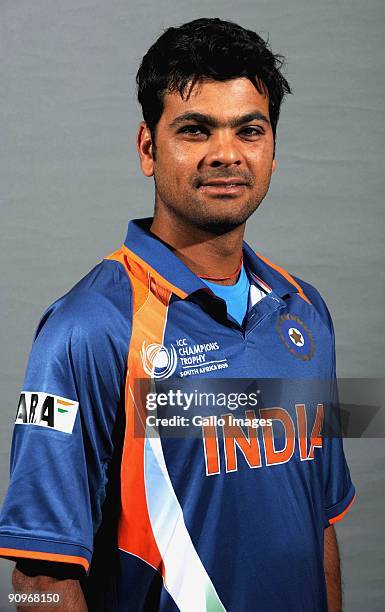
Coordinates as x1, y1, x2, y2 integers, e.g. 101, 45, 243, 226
239, 126, 265, 139
179, 125, 209, 136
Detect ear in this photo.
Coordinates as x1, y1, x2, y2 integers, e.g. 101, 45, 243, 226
137, 121, 154, 177
272, 159, 276, 173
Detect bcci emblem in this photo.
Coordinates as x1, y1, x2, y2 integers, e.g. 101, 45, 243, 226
278, 314, 315, 361
141, 341, 178, 379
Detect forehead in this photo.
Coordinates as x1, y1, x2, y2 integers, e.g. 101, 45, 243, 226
160, 77, 270, 122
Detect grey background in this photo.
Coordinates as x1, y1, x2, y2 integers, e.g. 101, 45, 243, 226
1, 0, 384, 610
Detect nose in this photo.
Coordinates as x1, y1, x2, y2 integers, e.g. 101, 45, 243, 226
202, 131, 243, 168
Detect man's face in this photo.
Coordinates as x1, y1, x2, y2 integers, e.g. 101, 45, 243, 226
138, 77, 276, 233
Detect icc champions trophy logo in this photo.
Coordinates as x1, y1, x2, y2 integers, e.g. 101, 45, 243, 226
141, 341, 178, 379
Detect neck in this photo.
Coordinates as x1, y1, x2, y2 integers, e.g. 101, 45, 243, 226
150, 206, 245, 286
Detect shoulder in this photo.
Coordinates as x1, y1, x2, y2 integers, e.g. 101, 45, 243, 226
22, 259, 132, 399
291, 274, 334, 335
33, 258, 133, 351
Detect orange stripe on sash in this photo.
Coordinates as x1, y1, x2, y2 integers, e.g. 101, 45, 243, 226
107, 246, 188, 300
106, 248, 175, 576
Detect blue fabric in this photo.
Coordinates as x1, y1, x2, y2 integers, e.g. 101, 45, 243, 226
0, 218, 355, 612
0, 260, 132, 571
200, 264, 250, 326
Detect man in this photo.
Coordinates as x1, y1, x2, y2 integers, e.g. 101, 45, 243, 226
0, 18, 355, 612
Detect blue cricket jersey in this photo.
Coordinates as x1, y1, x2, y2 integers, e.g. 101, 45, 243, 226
0, 218, 355, 611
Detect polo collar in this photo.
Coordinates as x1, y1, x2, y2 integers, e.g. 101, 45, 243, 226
123, 218, 299, 299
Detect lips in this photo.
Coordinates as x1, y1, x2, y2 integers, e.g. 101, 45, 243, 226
199, 179, 247, 198
199, 178, 248, 187
197, 178, 249, 196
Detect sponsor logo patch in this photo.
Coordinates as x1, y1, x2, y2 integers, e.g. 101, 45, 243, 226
15, 392, 79, 433
278, 314, 315, 361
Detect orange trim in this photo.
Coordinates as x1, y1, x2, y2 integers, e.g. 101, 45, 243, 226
106, 245, 188, 300
0, 548, 89, 571
329, 494, 356, 525
256, 252, 311, 304
107, 249, 170, 577
57, 400, 73, 406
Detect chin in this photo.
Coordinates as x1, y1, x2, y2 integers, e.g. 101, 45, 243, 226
195, 212, 253, 235
193, 203, 260, 235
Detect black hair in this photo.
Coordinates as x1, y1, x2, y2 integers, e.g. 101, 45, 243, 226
136, 17, 291, 152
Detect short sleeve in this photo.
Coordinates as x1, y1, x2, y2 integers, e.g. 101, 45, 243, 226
0, 281, 131, 572
295, 277, 356, 526
316, 292, 356, 527
323, 436, 355, 525
322, 343, 356, 525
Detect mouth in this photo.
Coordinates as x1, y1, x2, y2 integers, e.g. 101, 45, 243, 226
197, 178, 249, 196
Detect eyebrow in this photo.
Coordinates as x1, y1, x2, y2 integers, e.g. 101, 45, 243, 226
169, 111, 270, 129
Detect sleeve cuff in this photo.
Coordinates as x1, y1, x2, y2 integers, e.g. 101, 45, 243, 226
0, 534, 92, 572
325, 483, 356, 525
